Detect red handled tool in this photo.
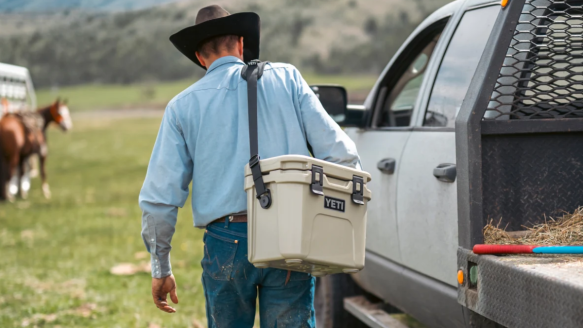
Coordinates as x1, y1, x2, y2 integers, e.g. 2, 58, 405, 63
474, 245, 583, 254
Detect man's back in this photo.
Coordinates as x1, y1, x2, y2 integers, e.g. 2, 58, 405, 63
142, 7, 361, 325
140, 56, 360, 227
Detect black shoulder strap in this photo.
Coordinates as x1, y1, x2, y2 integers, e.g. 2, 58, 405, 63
242, 60, 272, 209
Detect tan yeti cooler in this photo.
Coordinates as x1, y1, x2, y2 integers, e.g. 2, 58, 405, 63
244, 155, 372, 277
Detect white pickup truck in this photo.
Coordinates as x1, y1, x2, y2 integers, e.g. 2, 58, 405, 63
312, 0, 583, 327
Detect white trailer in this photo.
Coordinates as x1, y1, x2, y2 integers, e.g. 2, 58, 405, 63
0, 62, 37, 116
0, 62, 37, 199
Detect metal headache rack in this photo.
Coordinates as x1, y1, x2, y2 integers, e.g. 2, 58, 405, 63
456, 0, 583, 326
486, 0, 583, 120
458, 0, 583, 245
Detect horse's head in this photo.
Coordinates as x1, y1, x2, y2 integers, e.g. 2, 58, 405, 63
50, 99, 73, 131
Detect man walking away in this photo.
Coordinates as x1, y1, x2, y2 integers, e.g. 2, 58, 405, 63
139, 5, 360, 328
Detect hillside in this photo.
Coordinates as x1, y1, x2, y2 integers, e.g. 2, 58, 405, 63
0, 0, 452, 88
0, 0, 180, 12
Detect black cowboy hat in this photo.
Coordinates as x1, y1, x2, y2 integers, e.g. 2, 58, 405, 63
169, 5, 260, 70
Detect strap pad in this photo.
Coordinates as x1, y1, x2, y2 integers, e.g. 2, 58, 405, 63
241, 59, 268, 81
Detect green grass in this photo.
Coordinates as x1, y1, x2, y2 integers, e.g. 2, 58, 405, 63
36, 80, 196, 112
0, 113, 425, 328
302, 73, 378, 91
36, 74, 378, 112
0, 116, 210, 328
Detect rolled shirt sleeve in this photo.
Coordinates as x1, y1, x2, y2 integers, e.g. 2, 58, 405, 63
293, 68, 361, 169
139, 102, 193, 278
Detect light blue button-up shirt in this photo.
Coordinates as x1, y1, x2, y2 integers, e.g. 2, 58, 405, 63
139, 56, 360, 278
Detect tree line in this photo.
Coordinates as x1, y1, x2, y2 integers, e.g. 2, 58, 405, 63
0, 0, 440, 88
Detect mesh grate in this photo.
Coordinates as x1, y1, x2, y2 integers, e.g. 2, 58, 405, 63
484, 0, 583, 120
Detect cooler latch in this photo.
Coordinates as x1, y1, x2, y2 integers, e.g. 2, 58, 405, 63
352, 176, 365, 205
311, 165, 324, 196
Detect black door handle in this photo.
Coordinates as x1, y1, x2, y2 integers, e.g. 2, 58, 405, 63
377, 158, 396, 175
434, 163, 456, 183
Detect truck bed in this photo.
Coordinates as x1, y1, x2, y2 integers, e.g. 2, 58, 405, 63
458, 249, 583, 328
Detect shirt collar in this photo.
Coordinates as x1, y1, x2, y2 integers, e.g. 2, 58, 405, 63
206, 56, 244, 74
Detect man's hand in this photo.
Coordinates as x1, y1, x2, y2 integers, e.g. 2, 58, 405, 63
152, 274, 179, 313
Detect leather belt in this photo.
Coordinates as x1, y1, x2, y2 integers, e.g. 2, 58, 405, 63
211, 214, 248, 224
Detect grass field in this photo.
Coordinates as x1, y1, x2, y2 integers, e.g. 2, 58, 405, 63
36, 74, 378, 112
0, 114, 425, 328
0, 116, 211, 328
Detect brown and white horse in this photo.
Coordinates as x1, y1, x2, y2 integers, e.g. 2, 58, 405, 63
0, 99, 72, 201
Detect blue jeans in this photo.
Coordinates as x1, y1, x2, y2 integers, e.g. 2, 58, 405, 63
201, 220, 316, 328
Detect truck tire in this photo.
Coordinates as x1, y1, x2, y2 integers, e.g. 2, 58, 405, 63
315, 274, 369, 328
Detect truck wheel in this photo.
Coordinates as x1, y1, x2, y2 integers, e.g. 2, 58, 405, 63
315, 274, 369, 328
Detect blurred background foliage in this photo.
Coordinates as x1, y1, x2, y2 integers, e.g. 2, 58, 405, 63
0, 0, 450, 89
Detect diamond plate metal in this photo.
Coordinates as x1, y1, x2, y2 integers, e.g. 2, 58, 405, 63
482, 133, 583, 230
458, 248, 583, 328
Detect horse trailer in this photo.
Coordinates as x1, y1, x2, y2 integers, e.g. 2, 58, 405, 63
0, 62, 37, 117
0, 62, 37, 201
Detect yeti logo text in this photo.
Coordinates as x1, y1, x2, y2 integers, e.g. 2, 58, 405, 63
324, 196, 345, 212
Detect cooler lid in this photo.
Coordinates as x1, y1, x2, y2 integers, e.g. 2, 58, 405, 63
244, 155, 371, 183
